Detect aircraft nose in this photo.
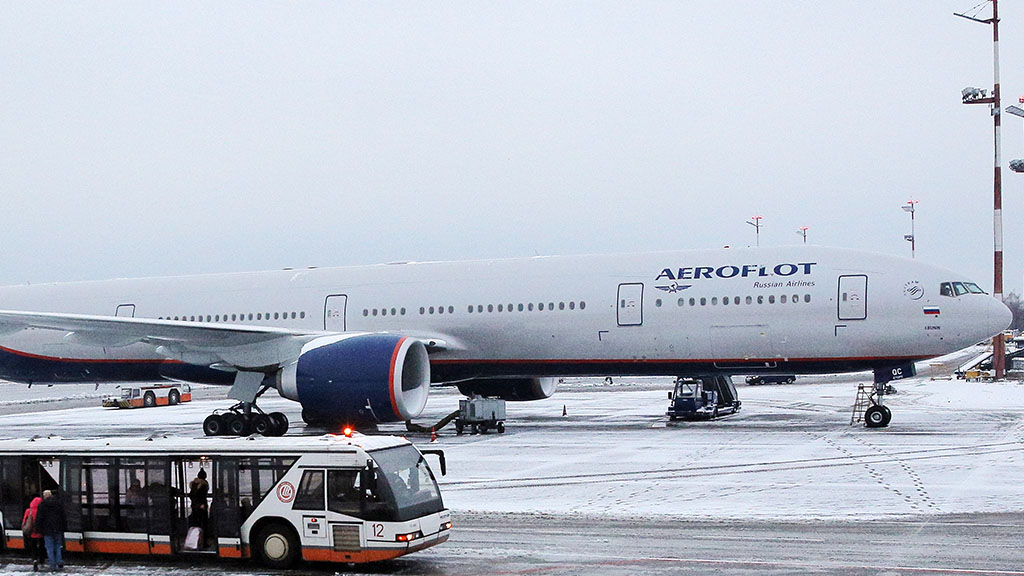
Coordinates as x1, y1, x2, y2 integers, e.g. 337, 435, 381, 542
988, 296, 1013, 336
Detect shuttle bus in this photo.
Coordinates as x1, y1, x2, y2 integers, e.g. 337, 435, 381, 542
0, 433, 450, 567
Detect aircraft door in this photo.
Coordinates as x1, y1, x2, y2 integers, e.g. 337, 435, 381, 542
324, 294, 348, 331
837, 275, 868, 320
115, 304, 136, 318
617, 283, 644, 326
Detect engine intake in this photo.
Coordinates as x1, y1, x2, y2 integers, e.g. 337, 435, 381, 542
278, 334, 430, 424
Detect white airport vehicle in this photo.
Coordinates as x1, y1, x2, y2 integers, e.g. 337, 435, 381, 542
0, 246, 1011, 432
102, 383, 193, 409
0, 433, 450, 567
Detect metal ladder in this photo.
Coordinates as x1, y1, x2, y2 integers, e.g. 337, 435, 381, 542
850, 383, 873, 425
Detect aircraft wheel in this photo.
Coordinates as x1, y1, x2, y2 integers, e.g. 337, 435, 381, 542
143, 392, 156, 408
268, 412, 289, 436
227, 414, 251, 436
252, 414, 272, 436
865, 405, 888, 428
881, 405, 892, 426
254, 522, 299, 569
168, 390, 180, 405
203, 414, 224, 436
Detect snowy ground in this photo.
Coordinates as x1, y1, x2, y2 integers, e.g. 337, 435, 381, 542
0, 345, 1022, 573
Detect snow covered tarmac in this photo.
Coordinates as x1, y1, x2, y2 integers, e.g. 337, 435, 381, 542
0, 346, 1022, 574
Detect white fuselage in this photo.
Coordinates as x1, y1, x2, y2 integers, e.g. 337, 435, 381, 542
0, 246, 1010, 385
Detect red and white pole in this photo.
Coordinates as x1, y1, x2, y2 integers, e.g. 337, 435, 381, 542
992, 0, 1006, 379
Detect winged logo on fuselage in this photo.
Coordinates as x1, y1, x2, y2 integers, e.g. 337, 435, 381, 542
655, 283, 692, 294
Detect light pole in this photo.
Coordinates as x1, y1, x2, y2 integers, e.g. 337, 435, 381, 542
957, 0, 1006, 379
796, 226, 808, 244
746, 215, 763, 247
901, 200, 918, 258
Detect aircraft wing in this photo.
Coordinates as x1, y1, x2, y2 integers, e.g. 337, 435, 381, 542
0, 310, 451, 371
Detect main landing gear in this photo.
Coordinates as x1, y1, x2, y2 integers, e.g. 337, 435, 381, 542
203, 384, 289, 437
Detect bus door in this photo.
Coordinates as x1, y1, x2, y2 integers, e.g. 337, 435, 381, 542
59, 458, 84, 552
141, 458, 172, 554
214, 459, 243, 558
172, 458, 214, 554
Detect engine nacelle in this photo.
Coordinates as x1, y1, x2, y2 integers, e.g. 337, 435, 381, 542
456, 377, 558, 401
278, 334, 430, 424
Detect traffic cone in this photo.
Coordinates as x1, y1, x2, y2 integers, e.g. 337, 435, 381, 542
430, 427, 437, 442
562, 404, 567, 417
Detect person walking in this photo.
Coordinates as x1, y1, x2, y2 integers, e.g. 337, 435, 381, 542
21, 496, 44, 571
35, 490, 66, 571
188, 469, 209, 548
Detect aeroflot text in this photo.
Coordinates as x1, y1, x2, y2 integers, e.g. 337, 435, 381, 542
655, 262, 817, 281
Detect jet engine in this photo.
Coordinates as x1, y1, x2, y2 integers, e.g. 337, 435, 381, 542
278, 334, 430, 425
456, 377, 558, 401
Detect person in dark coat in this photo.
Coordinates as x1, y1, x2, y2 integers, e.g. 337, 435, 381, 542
22, 496, 44, 571
188, 469, 209, 547
35, 490, 66, 571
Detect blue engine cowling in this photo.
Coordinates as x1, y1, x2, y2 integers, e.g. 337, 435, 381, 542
277, 334, 430, 424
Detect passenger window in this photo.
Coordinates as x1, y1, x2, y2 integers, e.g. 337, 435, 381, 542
327, 469, 362, 516
757, 295, 763, 304
781, 295, 787, 304
804, 294, 811, 303
712, 297, 718, 305
722, 297, 729, 306
293, 470, 325, 511
769, 295, 776, 304
940, 283, 954, 297
745, 296, 752, 305
700, 297, 707, 306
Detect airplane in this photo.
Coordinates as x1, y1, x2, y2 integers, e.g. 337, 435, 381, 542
0, 245, 1010, 434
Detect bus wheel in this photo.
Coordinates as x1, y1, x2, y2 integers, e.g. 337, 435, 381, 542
168, 390, 180, 405
268, 412, 289, 436
255, 522, 299, 568
143, 391, 156, 408
203, 414, 224, 436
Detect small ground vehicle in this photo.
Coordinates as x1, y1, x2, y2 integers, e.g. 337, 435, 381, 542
0, 433, 450, 567
744, 375, 796, 385
667, 377, 740, 420
102, 384, 192, 408
454, 398, 506, 434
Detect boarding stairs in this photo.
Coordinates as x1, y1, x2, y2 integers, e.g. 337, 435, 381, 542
850, 383, 874, 425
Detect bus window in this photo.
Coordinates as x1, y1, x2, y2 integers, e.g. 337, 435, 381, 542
118, 459, 147, 533
940, 283, 953, 297
370, 445, 444, 522
953, 282, 969, 296
327, 469, 361, 516
83, 459, 113, 532
0, 456, 21, 530
292, 470, 324, 510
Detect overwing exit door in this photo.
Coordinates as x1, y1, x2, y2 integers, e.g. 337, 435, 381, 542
617, 283, 644, 326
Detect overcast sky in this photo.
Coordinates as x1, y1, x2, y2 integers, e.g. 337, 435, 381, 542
2, 2, 1024, 293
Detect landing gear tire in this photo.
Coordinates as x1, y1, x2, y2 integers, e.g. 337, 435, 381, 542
881, 405, 892, 426
865, 405, 888, 428
254, 522, 300, 569
203, 414, 224, 436
168, 389, 180, 405
252, 414, 272, 436
228, 414, 251, 436
143, 392, 156, 408
268, 412, 289, 436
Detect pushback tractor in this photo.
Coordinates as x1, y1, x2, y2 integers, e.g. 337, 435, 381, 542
0, 433, 451, 568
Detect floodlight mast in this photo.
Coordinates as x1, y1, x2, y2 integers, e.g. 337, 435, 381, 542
957, 0, 1005, 379
746, 215, 763, 247
901, 200, 918, 258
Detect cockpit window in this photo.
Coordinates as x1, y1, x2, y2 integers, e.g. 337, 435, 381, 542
952, 282, 969, 296
964, 282, 986, 294
940, 283, 954, 297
